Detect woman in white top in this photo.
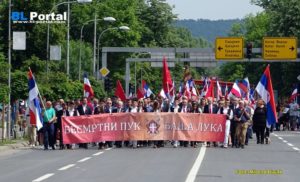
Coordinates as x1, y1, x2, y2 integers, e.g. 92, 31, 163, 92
217, 100, 233, 148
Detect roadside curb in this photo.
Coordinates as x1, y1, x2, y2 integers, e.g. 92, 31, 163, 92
0, 140, 29, 152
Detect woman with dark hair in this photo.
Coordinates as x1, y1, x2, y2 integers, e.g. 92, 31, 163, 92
253, 99, 267, 144
190, 101, 201, 148
152, 100, 163, 148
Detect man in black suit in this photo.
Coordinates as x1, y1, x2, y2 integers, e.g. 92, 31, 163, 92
77, 97, 92, 149
77, 97, 93, 116
101, 98, 116, 148
178, 96, 191, 147
114, 100, 125, 148
203, 97, 219, 147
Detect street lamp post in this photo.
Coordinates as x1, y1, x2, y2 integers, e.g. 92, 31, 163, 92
46, 0, 92, 76
79, 17, 116, 80
97, 26, 130, 79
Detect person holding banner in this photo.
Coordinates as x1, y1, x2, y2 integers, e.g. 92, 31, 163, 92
130, 99, 139, 149
190, 101, 202, 148
203, 97, 218, 147
42, 101, 57, 150
152, 100, 163, 148
170, 97, 180, 148
115, 100, 125, 148
217, 100, 233, 148
179, 96, 191, 147
77, 97, 92, 149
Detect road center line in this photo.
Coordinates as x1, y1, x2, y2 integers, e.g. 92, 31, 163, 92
185, 146, 206, 182
77, 157, 91, 163
278, 137, 283, 140
292, 147, 300, 151
105, 148, 112, 151
287, 143, 294, 147
93, 152, 104, 156
58, 164, 75, 171
283, 140, 288, 143
32, 173, 54, 182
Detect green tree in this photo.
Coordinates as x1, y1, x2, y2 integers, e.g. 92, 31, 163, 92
0, 53, 9, 103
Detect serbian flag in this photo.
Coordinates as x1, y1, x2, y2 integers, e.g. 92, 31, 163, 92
288, 87, 298, 103
255, 65, 277, 126
228, 82, 241, 98
142, 80, 153, 97
162, 57, 174, 98
83, 73, 94, 99
28, 69, 43, 130
115, 80, 126, 101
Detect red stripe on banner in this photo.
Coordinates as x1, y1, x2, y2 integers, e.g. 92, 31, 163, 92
62, 113, 226, 144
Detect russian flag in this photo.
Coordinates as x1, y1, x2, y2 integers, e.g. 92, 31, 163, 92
255, 65, 277, 126
28, 69, 43, 130
83, 73, 94, 99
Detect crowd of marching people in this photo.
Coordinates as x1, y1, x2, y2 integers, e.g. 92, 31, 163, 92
21, 94, 299, 151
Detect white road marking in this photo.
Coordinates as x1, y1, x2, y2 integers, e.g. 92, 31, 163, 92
105, 148, 112, 151
292, 147, 300, 151
273, 133, 278, 137
185, 146, 206, 182
93, 152, 104, 156
278, 137, 283, 140
58, 164, 75, 171
287, 143, 294, 147
283, 140, 288, 143
32, 173, 54, 182
77, 157, 91, 163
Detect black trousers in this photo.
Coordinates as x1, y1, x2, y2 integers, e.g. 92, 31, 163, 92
43, 123, 55, 149
230, 122, 237, 146
255, 126, 266, 144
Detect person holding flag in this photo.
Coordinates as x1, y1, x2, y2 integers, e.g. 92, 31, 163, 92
255, 65, 277, 144
42, 101, 57, 150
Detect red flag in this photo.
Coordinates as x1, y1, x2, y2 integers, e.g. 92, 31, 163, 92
162, 57, 173, 97
115, 80, 126, 101
205, 80, 214, 98
137, 88, 144, 99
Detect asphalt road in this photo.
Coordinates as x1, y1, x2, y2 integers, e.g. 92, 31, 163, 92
0, 131, 299, 182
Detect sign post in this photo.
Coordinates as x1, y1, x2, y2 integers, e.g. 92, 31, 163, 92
263, 37, 297, 60
215, 37, 244, 60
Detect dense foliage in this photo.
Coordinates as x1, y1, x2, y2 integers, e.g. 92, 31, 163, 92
0, 0, 209, 102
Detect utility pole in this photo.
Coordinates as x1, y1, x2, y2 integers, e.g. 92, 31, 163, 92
7, 0, 12, 139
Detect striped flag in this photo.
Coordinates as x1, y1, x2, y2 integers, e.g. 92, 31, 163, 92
255, 65, 277, 126
83, 73, 94, 99
28, 69, 43, 130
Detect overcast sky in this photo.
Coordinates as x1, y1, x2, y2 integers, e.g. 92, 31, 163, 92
165, 0, 263, 20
